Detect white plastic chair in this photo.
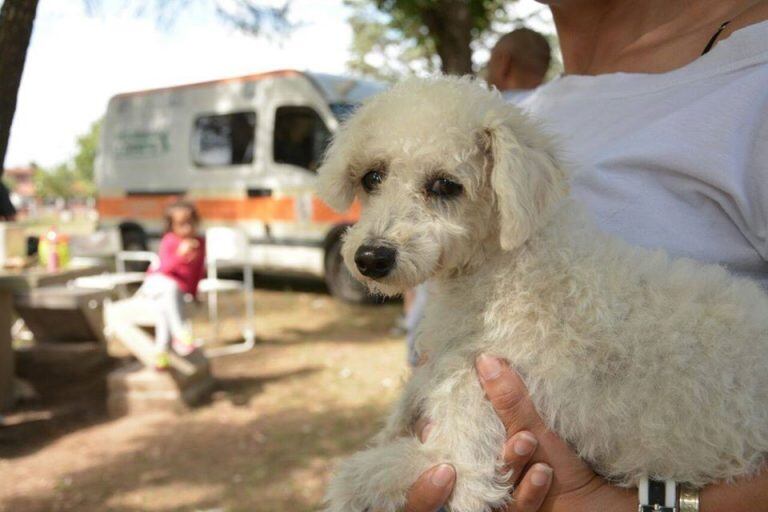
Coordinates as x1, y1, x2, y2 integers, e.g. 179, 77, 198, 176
68, 228, 149, 294
68, 227, 123, 268
197, 227, 255, 357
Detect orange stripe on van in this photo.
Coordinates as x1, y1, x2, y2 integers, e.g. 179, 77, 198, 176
97, 195, 360, 224
97, 195, 176, 219
195, 197, 296, 222
311, 197, 360, 223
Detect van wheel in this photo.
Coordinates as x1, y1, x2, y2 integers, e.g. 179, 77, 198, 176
119, 222, 148, 251
119, 223, 150, 271
324, 238, 371, 304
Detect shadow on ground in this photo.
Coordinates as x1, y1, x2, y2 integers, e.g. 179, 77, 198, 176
259, 311, 402, 346
0, 359, 116, 459
214, 366, 323, 406
0, 363, 327, 460
253, 274, 330, 295
244, 272, 397, 305
0, 402, 386, 512
1, 282, 404, 512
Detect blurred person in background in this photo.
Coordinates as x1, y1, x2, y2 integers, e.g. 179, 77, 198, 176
0, 182, 16, 221
403, 1, 768, 511
487, 27, 552, 101
138, 200, 205, 370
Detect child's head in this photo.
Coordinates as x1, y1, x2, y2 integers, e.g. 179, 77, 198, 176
164, 200, 200, 238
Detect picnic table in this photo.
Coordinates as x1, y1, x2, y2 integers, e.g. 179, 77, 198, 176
0, 264, 106, 412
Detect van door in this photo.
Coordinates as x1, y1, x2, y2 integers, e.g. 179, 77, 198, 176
273, 105, 330, 175
267, 103, 334, 241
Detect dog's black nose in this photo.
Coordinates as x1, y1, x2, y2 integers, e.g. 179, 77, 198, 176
354, 245, 397, 279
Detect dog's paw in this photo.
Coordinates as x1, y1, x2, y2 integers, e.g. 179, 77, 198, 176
324, 468, 405, 512
323, 461, 408, 512
447, 469, 512, 512
324, 440, 425, 512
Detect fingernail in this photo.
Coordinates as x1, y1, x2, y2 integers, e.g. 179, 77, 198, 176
420, 423, 435, 443
513, 432, 537, 456
431, 464, 455, 487
530, 464, 553, 486
476, 354, 502, 381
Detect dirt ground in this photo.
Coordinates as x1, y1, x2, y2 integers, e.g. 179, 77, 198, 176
0, 279, 408, 512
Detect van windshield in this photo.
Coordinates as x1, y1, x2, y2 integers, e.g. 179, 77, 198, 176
329, 103, 358, 122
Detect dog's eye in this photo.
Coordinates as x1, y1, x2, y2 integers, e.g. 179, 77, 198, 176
361, 169, 384, 193
426, 177, 463, 198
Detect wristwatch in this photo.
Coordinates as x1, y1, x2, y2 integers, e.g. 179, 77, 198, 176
638, 477, 677, 512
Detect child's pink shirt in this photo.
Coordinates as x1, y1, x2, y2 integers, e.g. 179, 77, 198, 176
149, 232, 206, 296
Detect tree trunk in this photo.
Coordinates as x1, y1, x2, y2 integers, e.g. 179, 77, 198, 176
422, 0, 474, 75
0, 0, 40, 175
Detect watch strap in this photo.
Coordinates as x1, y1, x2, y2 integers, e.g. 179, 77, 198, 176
638, 477, 677, 512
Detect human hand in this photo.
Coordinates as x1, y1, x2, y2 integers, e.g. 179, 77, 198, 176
478, 355, 768, 511
404, 354, 768, 512
401, 355, 635, 512
401, 357, 555, 512
474, 355, 634, 512
177, 238, 199, 259
403, 419, 554, 512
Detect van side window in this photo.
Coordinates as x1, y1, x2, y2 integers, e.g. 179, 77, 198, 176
193, 111, 256, 167
273, 106, 331, 172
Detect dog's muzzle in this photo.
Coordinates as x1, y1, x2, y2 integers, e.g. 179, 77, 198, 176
354, 245, 397, 279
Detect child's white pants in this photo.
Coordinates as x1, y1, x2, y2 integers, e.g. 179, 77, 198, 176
137, 274, 188, 351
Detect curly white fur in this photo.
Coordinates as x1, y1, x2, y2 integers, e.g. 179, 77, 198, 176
316, 76, 768, 512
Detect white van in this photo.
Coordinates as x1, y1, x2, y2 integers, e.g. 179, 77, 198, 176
96, 69, 384, 302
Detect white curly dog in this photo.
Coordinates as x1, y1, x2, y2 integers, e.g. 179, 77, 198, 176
316, 76, 768, 512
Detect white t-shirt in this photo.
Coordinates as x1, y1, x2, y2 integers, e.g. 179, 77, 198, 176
522, 20, 768, 288
501, 89, 533, 103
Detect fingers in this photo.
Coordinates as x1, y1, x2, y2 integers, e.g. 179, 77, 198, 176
510, 463, 553, 512
502, 431, 538, 485
477, 354, 596, 497
404, 422, 452, 512
403, 464, 456, 512
476, 355, 545, 435
405, 357, 552, 512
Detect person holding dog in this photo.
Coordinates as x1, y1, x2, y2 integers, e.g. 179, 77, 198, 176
403, 0, 768, 511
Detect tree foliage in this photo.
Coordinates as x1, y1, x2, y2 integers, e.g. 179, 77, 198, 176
216, 0, 296, 38
72, 119, 101, 185
345, 0, 513, 78
88, 0, 533, 78
84, 0, 294, 37
35, 120, 101, 201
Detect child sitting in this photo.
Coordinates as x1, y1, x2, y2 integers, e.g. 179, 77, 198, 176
137, 200, 206, 370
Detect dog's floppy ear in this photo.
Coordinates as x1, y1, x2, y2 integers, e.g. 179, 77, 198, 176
316, 131, 355, 212
482, 114, 568, 250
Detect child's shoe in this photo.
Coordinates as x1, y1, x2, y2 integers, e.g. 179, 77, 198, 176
172, 331, 196, 356
154, 351, 170, 371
